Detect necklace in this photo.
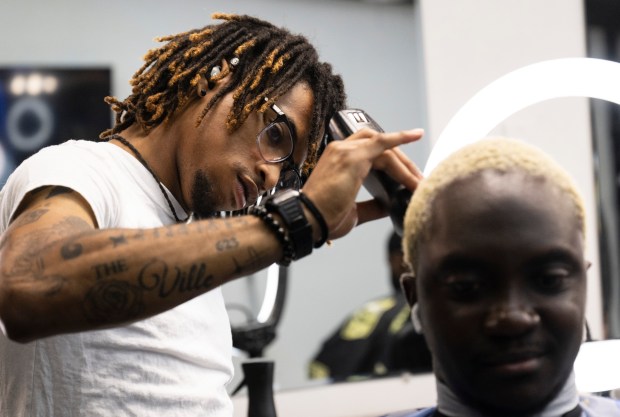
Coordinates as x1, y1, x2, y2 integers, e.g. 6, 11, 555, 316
108, 134, 189, 223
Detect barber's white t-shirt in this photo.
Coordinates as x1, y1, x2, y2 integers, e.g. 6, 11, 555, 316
0, 140, 234, 417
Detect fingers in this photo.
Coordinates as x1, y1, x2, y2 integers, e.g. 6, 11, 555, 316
363, 130, 424, 191
392, 147, 424, 180
329, 127, 424, 186
371, 147, 423, 191
356, 199, 389, 226
302, 126, 424, 241
347, 127, 424, 157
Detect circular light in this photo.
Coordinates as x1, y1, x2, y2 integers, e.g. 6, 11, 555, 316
424, 58, 620, 175
26, 73, 43, 96
257, 264, 280, 323
42, 75, 58, 94
6, 97, 54, 152
9, 75, 26, 95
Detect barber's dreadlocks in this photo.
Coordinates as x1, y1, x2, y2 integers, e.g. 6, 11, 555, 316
100, 12, 346, 174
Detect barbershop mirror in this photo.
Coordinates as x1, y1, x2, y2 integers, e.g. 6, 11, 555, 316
221, 0, 620, 392
223, 0, 620, 395
216, 0, 428, 391
8, 0, 619, 396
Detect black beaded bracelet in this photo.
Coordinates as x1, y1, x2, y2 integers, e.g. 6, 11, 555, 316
298, 192, 329, 248
249, 205, 294, 266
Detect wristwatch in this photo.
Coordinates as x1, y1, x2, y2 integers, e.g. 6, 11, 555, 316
264, 189, 313, 260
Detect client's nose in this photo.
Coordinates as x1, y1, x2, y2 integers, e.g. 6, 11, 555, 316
484, 305, 541, 336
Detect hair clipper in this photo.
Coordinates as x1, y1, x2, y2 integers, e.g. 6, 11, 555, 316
326, 109, 412, 236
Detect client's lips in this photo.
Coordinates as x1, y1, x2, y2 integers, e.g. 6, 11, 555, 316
481, 350, 546, 375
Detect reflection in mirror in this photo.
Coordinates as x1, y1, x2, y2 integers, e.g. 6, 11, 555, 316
223, 265, 286, 393
222, 227, 435, 396
223, 0, 426, 393
306, 230, 432, 384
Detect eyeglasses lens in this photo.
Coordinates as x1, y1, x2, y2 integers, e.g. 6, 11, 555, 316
258, 122, 293, 162
276, 168, 301, 191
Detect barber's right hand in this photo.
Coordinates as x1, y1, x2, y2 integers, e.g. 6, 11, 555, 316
301, 127, 424, 241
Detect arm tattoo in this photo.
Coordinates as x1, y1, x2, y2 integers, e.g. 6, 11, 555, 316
7, 216, 91, 275
137, 259, 215, 298
4, 216, 92, 296
46, 186, 73, 199
232, 246, 270, 275
109, 234, 128, 247
11, 208, 49, 229
92, 259, 129, 280
83, 280, 145, 324
215, 236, 239, 252
60, 241, 83, 260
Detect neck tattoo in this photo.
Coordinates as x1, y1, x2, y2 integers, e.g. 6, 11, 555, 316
108, 134, 189, 223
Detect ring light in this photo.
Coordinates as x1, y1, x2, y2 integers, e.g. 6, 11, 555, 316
424, 57, 620, 175
6, 96, 54, 152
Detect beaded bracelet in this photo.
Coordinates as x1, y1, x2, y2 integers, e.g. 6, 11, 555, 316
298, 192, 328, 248
249, 205, 294, 266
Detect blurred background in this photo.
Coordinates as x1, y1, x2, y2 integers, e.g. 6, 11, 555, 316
2, 1, 620, 415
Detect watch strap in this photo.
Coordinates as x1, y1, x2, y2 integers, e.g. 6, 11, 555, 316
264, 190, 313, 260
298, 192, 328, 248
249, 205, 294, 266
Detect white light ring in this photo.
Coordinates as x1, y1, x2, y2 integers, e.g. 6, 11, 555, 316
257, 263, 280, 324
6, 97, 54, 153
424, 57, 620, 175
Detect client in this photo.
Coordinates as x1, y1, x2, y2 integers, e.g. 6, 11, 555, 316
386, 138, 620, 416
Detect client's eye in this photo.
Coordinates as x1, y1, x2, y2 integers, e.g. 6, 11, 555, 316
442, 272, 483, 299
534, 265, 572, 293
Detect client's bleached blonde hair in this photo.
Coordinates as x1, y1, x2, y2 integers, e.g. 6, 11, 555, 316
402, 137, 586, 272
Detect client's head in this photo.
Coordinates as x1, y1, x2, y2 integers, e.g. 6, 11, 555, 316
401, 137, 588, 416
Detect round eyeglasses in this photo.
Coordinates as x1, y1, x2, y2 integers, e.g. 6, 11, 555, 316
256, 103, 302, 191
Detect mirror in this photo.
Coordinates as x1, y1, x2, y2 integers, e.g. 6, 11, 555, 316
217, 0, 427, 392
5, 0, 619, 398
220, 0, 620, 393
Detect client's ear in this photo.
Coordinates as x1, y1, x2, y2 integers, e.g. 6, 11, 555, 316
400, 270, 417, 307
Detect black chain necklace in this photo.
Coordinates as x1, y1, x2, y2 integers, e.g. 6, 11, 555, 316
107, 134, 189, 223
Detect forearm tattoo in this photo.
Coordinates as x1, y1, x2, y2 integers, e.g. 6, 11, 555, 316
3, 201, 276, 326
215, 236, 239, 252
83, 280, 144, 324
232, 246, 270, 275
4, 215, 92, 296
137, 259, 215, 298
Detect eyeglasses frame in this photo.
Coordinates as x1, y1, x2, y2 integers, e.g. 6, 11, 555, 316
256, 102, 302, 191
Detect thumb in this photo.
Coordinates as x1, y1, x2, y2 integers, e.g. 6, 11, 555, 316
355, 199, 389, 227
